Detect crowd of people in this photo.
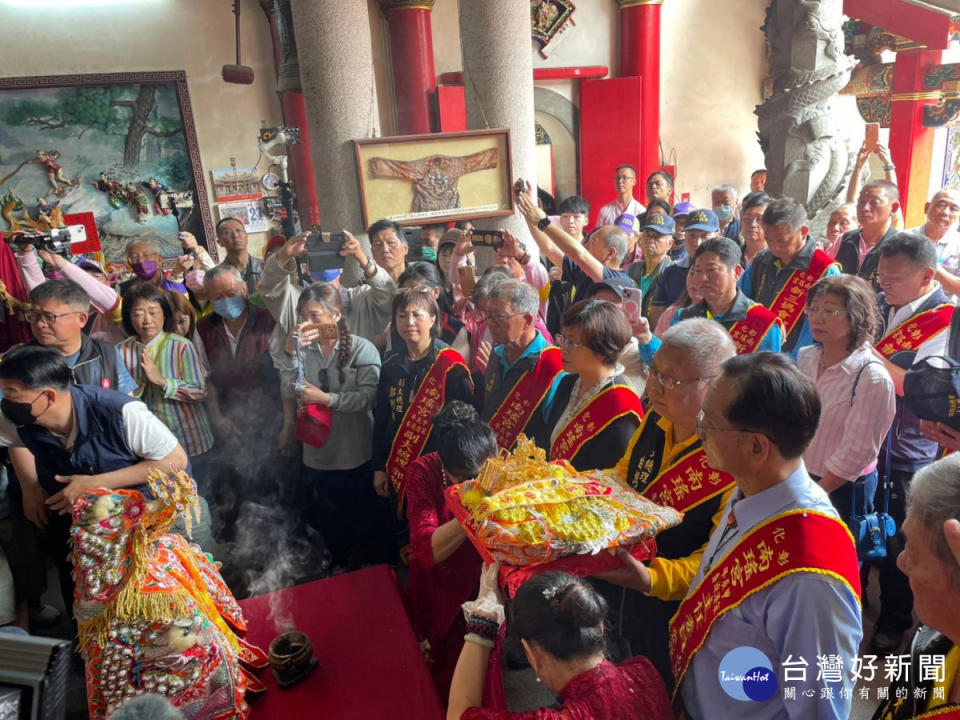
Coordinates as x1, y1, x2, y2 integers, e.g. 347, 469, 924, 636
1, 137, 960, 719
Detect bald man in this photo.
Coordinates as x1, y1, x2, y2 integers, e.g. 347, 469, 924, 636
907, 187, 960, 299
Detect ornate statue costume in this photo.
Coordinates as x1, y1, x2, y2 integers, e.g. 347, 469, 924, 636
73, 471, 266, 719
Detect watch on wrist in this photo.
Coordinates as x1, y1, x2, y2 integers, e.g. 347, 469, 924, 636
363, 258, 377, 274
537, 216, 551, 232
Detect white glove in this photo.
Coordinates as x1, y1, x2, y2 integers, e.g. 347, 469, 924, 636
461, 561, 505, 626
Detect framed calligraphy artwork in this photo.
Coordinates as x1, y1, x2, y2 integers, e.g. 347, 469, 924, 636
354, 129, 513, 227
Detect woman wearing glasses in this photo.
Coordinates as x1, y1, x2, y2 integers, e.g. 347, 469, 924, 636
279, 283, 382, 570
796, 275, 895, 527
535, 300, 643, 471
372, 288, 475, 514
403, 401, 503, 706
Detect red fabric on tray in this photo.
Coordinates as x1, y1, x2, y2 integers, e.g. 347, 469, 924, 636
444, 485, 658, 597
239, 565, 443, 720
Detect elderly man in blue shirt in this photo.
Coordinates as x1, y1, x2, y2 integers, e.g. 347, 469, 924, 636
605, 352, 862, 719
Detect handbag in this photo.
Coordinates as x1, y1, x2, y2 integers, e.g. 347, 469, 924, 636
293, 334, 332, 449
903, 354, 960, 431
845, 362, 896, 560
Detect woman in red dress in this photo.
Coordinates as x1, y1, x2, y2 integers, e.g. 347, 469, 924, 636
405, 401, 503, 707
448, 568, 672, 720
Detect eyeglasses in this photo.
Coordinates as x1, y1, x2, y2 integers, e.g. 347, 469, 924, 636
696, 409, 774, 440
803, 306, 845, 318
649, 370, 717, 390
559, 336, 585, 350
487, 312, 523, 325
24, 310, 82, 326
127, 252, 158, 263
742, 215, 764, 227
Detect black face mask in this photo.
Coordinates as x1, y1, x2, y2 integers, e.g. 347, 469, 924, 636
1, 393, 46, 427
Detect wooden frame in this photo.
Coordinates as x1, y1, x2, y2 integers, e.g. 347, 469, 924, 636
0, 71, 217, 263
354, 129, 513, 227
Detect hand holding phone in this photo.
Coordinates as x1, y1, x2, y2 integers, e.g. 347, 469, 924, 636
621, 287, 642, 325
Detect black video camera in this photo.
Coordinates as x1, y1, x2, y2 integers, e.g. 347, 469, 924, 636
4, 225, 88, 256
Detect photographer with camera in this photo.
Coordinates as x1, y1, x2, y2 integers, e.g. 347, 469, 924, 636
13, 239, 125, 344
258, 222, 400, 343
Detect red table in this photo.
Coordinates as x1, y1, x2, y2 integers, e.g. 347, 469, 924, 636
239, 565, 443, 720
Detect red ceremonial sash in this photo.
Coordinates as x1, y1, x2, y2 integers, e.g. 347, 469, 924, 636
550, 384, 643, 462
488, 346, 563, 452
727, 304, 782, 355
386, 347, 470, 508
767, 250, 836, 339
669, 509, 861, 691
642, 448, 735, 514
875, 304, 954, 358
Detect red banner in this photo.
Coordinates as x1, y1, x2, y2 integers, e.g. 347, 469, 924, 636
550, 385, 643, 462
642, 448, 735, 514
727, 304, 783, 355
767, 251, 836, 339
876, 304, 954, 358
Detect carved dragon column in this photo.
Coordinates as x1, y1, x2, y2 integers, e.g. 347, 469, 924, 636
757, 0, 855, 235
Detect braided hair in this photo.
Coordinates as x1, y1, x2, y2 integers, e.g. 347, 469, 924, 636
296, 283, 352, 385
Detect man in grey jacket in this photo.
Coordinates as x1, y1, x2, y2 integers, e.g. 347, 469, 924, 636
258, 220, 402, 342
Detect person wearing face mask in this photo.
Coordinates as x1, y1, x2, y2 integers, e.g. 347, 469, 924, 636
119, 240, 187, 297
194, 264, 285, 537
711, 184, 740, 241
0, 345, 188, 617
418, 223, 447, 263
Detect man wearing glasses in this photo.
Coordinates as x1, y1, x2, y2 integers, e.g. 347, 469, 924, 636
479, 280, 561, 453
594, 318, 737, 688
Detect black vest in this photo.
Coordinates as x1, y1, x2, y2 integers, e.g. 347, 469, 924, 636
28, 334, 121, 391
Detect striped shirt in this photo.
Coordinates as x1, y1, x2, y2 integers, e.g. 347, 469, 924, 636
118, 331, 214, 457
797, 342, 896, 481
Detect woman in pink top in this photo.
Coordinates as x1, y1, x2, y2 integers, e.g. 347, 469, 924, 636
797, 274, 895, 525
448, 568, 672, 720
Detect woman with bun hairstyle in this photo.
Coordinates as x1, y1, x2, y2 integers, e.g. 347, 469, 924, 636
448, 568, 672, 719
404, 401, 502, 706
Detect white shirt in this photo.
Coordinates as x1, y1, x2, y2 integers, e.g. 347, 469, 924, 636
596, 196, 646, 227
907, 223, 960, 271
885, 284, 951, 364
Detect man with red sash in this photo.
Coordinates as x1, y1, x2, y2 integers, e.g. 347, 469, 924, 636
740, 197, 840, 359
595, 318, 738, 688
872, 454, 960, 719
869, 233, 956, 654
479, 280, 562, 451
674, 238, 783, 354
673, 353, 861, 718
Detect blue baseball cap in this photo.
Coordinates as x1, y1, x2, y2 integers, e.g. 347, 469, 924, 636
641, 213, 676, 235
684, 208, 720, 233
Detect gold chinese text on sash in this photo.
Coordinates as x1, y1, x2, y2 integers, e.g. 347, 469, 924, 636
386, 348, 470, 511
668, 509, 861, 691
876, 304, 954, 358
550, 385, 643, 463
641, 448, 735, 514
727, 305, 782, 355
488, 346, 562, 452
766, 251, 836, 340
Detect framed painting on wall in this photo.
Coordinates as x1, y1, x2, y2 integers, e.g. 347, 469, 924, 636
0, 70, 216, 266
354, 129, 513, 227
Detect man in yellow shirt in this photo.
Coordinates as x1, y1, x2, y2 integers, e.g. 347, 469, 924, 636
595, 317, 737, 688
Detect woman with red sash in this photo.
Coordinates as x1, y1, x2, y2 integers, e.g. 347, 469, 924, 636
372, 289, 474, 510
405, 402, 504, 708
535, 300, 643, 471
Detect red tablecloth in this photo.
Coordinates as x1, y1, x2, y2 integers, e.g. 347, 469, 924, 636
239, 565, 443, 720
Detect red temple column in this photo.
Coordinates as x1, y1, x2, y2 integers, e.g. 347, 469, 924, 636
381, 0, 437, 135
262, 0, 321, 228
618, 0, 662, 184
888, 49, 941, 227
